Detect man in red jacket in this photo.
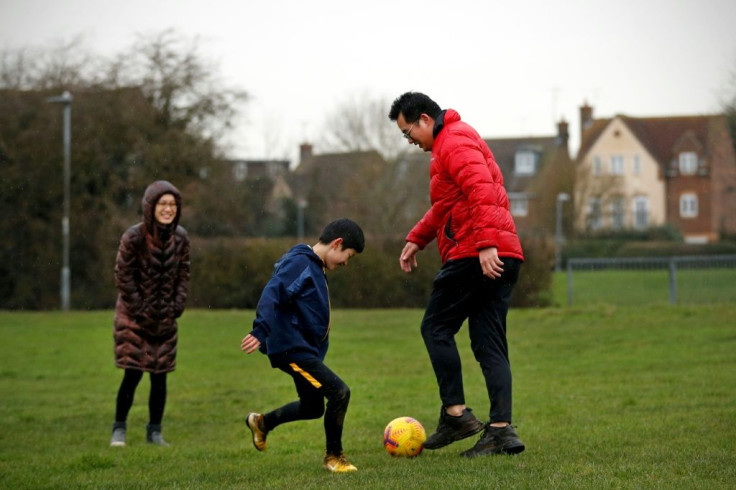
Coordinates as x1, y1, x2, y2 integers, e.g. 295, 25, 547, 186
389, 92, 525, 457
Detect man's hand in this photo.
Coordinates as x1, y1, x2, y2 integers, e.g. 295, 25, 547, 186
479, 247, 504, 279
399, 242, 420, 273
241, 334, 261, 354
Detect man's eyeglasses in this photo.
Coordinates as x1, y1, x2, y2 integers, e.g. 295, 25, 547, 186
402, 120, 418, 140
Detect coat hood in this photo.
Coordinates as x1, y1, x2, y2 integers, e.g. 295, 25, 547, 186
142, 180, 183, 237
275, 243, 324, 269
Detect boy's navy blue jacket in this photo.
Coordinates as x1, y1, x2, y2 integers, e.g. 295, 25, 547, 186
249, 244, 330, 367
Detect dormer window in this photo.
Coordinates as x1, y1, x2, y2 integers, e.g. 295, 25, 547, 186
514, 150, 536, 175
678, 152, 698, 175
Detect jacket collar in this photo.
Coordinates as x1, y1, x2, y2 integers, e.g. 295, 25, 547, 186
432, 110, 447, 139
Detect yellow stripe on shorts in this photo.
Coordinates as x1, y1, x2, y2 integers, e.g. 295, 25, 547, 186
289, 363, 322, 388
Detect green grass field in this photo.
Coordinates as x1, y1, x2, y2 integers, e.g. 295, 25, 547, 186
1, 302, 735, 487
554, 268, 736, 307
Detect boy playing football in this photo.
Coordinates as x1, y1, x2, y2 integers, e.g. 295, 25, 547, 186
241, 218, 365, 472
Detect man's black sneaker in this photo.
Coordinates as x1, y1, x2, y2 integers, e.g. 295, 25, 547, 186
423, 407, 485, 450
460, 424, 525, 457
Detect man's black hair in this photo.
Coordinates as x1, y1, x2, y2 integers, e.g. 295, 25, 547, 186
319, 218, 365, 253
388, 92, 442, 123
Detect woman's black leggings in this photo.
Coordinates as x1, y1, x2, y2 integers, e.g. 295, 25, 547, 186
114, 368, 167, 425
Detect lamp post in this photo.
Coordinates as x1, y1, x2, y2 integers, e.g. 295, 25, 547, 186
47, 91, 73, 311
297, 199, 308, 241
555, 192, 570, 272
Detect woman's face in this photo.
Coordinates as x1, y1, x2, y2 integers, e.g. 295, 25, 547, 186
154, 193, 177, 225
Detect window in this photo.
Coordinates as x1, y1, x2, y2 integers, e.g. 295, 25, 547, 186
234, 161, 247, 181
633, 196, 649, 230
680, 193, 698, 218
611, 196, 625, 230
587, 197, 602, 230
510, 198, 529, 217
593, 156, 603, 176
611, 155, 624, 175
678, 152, 697, 175
514, 151, 536, 175
633, 155, 641, 175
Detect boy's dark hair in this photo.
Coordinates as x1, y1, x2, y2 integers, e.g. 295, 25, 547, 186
319, 218, 365, 253
388, 92, 442, 123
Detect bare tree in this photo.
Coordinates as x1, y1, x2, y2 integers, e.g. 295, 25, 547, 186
102, 29, 248, 143
318, 92, 411, 161
529, 147, 576, 236
0, 35, 95, 90
722, 56, 736, 152
0, 31, 251, 308
574, 162, 626, 232
308, 92, 432, 236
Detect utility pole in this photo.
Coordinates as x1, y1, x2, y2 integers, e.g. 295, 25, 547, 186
297, 199, 308, 241
555, 192, 570, 272
47, 91, 73, 311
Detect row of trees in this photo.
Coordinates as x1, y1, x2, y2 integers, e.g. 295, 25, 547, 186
725, 63, 736, 158
8, 32, 730, 310
0, 32, 247, 308
0, 31, 444, 309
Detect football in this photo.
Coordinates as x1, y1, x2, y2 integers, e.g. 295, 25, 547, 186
383, 416, 426, 458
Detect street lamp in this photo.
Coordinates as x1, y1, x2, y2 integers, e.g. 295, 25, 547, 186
555, 192, 570, 272
297, 199, 308, 241
47, 91, 73, 311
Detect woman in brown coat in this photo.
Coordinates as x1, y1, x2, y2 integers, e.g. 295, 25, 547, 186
110, 180, 190, 447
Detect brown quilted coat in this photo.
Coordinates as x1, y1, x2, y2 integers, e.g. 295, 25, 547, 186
113, 181, 190, 373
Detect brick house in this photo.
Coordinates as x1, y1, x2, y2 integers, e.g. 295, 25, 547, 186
225, 159, 290, 181
289, 143, 388, 235
287, 122, 574, 240
222, 158, 293, 202
485, 120, 573, 236
575, 103, 736, 242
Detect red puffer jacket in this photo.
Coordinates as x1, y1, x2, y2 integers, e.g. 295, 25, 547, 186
406, 109, 524, 263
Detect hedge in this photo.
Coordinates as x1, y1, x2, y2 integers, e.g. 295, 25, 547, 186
187, 234, 553, 309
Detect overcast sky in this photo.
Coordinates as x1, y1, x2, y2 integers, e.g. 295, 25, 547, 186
2, 0, 735, 162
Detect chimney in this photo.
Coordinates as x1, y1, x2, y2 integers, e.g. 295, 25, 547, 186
580, 102, 593, 140
556, 118, 569, 149
299, 142, 313, 166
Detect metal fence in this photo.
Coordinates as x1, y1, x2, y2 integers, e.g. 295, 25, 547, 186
565, 255, 736, 306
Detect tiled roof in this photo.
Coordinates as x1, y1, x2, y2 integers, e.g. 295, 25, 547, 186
293, 149, 384, 175
578, 113, 722, 165
484, 136, 559, 192
290, 149, 387, 197
619, 115, 714, 164
576, 119, 610, 161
